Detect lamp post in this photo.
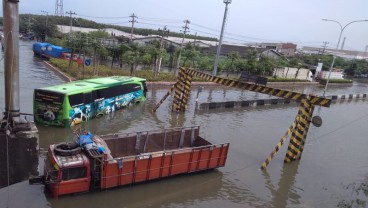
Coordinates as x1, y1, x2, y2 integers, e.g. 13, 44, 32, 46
41, 10, 49, 41
213, 0, 232, 76
321, 19, 368, 97
322, 19, 368, 49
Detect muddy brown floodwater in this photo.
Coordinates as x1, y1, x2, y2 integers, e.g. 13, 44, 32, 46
1, 40, 368, 208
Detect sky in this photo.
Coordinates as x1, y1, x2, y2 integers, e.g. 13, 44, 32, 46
2, 0, 368, 51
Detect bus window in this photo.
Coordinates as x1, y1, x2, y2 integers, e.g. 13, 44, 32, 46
69, 94, 84, 107
84, 92, 93, 104
34, 89, 64, 105
97, 84, 141, 99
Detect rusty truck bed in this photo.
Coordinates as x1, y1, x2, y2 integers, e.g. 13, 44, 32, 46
92, 126, 229, 189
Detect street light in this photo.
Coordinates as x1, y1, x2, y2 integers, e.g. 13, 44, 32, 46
321, 19, 368, 97
322, 19, 368, 49
41, 10, 49, 41
213, 0, 232, 76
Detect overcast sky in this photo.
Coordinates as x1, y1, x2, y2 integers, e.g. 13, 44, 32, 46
3, 0, 368, 51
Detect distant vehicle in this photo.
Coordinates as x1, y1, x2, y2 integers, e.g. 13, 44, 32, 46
33, 76, 148, 127
29, 126, 230, 198
32, 42, 71, 60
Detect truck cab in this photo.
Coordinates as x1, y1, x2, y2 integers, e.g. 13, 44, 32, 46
44, 145, 91, 197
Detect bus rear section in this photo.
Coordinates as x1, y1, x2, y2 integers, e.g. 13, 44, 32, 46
33, 89, 68, 127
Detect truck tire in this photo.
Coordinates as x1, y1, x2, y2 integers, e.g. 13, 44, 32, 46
54, 142, 81, 156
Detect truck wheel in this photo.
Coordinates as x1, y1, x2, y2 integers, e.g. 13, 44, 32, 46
54, 142, 81, 156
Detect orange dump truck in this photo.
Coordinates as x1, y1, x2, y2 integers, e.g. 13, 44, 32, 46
29, 126, 229, 197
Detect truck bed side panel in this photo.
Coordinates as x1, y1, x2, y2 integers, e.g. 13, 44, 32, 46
100, 143, 229, 190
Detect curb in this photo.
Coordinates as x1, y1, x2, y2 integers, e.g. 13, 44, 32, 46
198, 93, 368, 111
43, 61, 74, 82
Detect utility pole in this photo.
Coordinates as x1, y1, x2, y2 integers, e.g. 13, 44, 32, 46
2, 1, 39, 189
213, 0, 232, 76
3, 0, 21, 122
156, 26, 169, 78
129, 13, 138, 41
175, 19, 190, 75
364, 45, 368, 58
321, 41, 329, 54
66, 10, 76, 33
41, 10, 49, 41
190, 32, 197, 68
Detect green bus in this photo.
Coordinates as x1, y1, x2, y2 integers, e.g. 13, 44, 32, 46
34, 76, 147, 127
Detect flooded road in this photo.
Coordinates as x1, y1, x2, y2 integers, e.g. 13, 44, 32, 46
1, 41, 368, 208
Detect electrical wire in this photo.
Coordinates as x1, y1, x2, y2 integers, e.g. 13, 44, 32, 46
76, 14, 129, 19
139, 17, 182, 23
315, 112, 368, 140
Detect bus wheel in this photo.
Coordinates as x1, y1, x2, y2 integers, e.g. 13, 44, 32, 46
54, 142, 81, 156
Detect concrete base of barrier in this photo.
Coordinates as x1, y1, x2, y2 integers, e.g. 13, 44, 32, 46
198, 93, 368, 111
329, 93, 368, 101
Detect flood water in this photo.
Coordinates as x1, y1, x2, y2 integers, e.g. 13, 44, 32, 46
1, 41, 368, 208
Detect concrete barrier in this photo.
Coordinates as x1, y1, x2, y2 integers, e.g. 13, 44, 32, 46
198, 93, 367, 111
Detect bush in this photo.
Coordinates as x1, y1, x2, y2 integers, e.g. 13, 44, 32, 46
48, 58, 208, 82
319, 79, 353, 84
267, 77, 309, 82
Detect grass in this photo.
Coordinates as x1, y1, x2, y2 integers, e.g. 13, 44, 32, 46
49, 59, 353, 85
49, 58, 208, 82
319, 78, 353, 84
267, 77, 310, 82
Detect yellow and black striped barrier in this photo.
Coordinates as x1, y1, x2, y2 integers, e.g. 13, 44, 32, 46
172, 68, 194, 111
152, 68, 331, 169
185, 68, 331, 107
284, 97, 314, 163
152, 83, 178, 113
261, 120, 298, 170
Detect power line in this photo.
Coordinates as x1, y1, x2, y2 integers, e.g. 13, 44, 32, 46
76, 13, 130, 19
139, 16, 182, 23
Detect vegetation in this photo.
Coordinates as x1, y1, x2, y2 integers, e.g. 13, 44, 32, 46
319, 78, 353, 84
267, 78, 310, 82
13, 14, 368, 81
48, 58, 206, 82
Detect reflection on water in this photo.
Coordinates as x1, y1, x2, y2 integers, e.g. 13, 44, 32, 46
49, 170, 224, 208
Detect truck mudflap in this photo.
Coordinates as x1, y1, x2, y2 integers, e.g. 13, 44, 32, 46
29, 175, 45, 185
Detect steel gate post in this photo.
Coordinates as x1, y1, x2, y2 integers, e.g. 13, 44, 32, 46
172, 68, 193, 112
284, 96, 314, 163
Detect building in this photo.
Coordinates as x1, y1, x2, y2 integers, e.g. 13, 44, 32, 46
258, 42, 297, 57
302, 46, 368, 60
280, 43, 297, 56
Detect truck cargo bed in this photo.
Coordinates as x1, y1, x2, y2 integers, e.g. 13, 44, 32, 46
94, 126, 229, 189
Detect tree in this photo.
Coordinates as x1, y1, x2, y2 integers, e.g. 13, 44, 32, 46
227, 51, 241, 71
166, 44, 176, 69
122, 43, 143, 75
244, 49, 259, 73
259, 56, 276, 75
182, 48, 199, 67
197, 55, 213, 71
